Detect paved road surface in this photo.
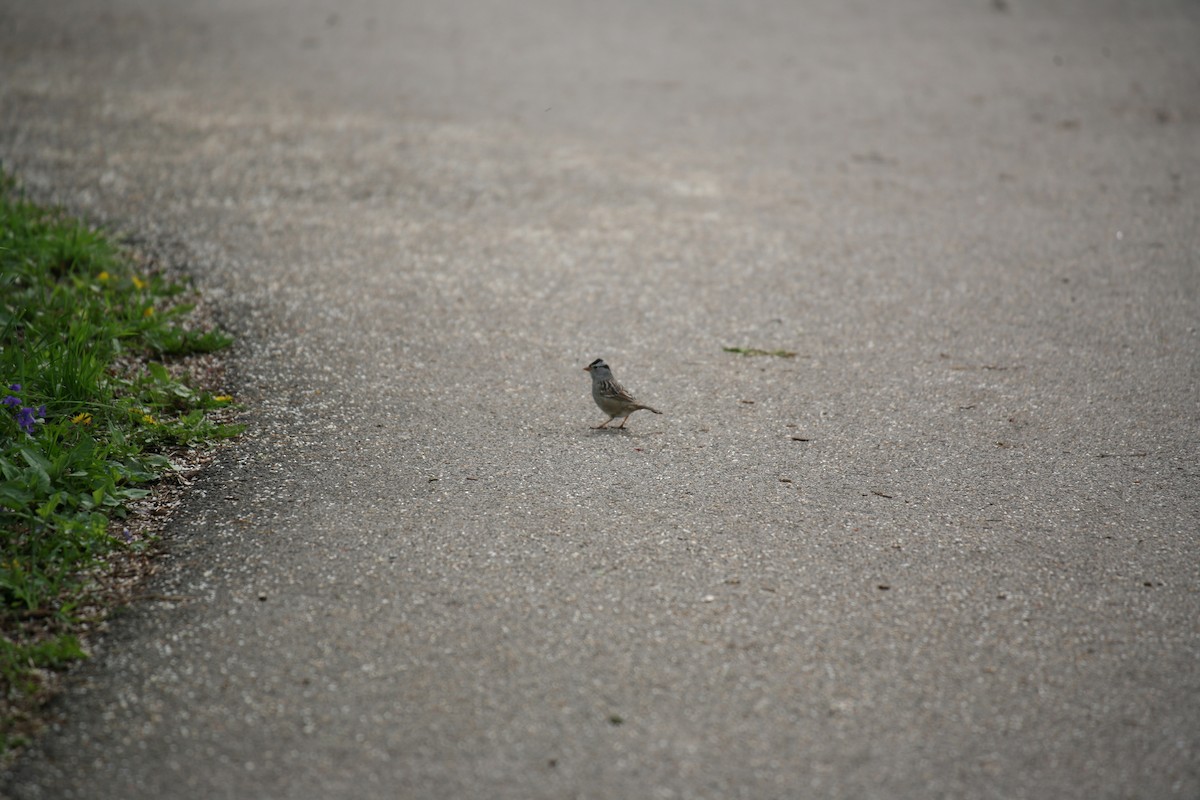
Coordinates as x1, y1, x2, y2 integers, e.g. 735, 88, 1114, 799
2, 1, 1198, 797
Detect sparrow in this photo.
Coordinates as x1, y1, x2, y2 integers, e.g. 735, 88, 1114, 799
583, 358, 662, 429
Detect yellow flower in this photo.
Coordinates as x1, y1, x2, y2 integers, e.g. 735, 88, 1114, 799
143, 306, 155, 317
97, 271, 111, 282
71, 412, 93, 425
131, 275, 146, 289
141, 414, 156, 425
214, 395, 233, 403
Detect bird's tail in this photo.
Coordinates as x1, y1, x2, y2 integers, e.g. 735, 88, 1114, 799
640, 405, 662, 414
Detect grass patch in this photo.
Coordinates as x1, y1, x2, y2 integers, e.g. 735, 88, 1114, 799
0, 172, 242, 756
722, 346, 798, 358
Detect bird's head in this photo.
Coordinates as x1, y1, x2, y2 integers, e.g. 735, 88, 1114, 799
584, 358, 611, 378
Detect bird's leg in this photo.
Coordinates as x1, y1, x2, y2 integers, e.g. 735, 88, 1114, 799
616, 414, 631, 429
594, 417, 612, 429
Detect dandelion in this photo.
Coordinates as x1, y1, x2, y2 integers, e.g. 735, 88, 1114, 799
72, 412, 94, 425
143, 306, 155, 317
98, 271, 111, 282
141, 413, 156, 425
131, 275, 146, 290
214, 395, 233, 403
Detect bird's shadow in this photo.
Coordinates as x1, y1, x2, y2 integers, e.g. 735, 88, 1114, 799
587, 426, 632, 435
585, 426, 663, 436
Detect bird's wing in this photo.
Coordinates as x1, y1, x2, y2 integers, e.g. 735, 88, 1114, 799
604, 379, 639, 404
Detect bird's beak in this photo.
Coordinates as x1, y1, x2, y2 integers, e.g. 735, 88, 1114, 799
583, 365, 591, 372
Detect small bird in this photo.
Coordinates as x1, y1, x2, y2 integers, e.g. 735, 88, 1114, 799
583, 358, 662, 429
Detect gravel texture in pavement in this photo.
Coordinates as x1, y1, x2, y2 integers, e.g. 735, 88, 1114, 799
1, 1, 1198, 798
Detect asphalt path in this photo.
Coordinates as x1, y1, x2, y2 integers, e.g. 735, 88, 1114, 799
1, 1, 1198, 797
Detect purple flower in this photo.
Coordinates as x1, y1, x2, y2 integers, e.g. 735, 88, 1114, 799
16, 407, 36, 435
3, 387, 44, 435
